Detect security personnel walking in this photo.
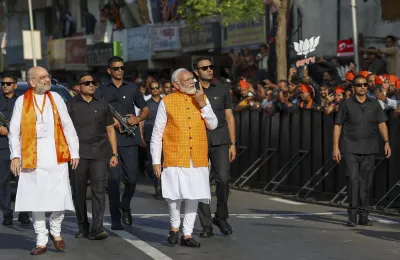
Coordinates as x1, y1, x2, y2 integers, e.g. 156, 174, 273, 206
0, 73, 30, 225
67, 72, 119, 239
193, 57, 237, 237
333, 75, 391, 227
95, 57, 149, 230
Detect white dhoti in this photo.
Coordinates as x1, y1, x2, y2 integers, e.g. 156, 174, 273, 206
161, 159, 211, 236
9, 92, 79, 246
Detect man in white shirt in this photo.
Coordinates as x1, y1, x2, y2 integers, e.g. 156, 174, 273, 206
150, 68, 218, 248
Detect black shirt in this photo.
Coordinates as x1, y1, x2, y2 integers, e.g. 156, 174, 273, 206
143, 97, 161, 142
335, 96, 387, 155
67, 94, 114, 159
198, 82, 233, 146
0, 94, 18, 154
95, 80, 147, 146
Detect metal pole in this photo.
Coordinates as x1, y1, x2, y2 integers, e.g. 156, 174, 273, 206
351, 0, 360, 73
27, 0, 36, 66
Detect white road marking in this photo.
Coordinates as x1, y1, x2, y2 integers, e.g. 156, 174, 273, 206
369, 216, 398, 225
87, 212, 172, 260
269, 198, 305, 205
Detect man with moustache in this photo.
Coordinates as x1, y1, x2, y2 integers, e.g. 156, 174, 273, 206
151, 68, 218, 247
192, 57, 236, 237
333, 75, 391, 227
67, 72, 119, 240
95, 56, 149, 230
9, 66, 79, 255
366, 73, 397, 110
0, 73, 31, 226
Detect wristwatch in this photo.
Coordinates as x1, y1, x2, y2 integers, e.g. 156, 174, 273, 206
384, 140, 390, 144
230, 142, 237, 146
112, 153, 119, 157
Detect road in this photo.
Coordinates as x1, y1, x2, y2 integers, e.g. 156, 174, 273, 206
1, 183, 400, 260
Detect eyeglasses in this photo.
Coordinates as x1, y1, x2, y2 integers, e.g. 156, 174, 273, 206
1, 82, 15, 86
79, 80, 96, 86
110, 66, 124, 71
37, 74, 52, 80
354, 83, 368, 88
197, 65, 214, 71
151, 86, 160, 90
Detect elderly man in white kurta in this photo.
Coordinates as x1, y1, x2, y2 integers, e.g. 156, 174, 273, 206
8, 66, 79, 256
151, 68, 217, 248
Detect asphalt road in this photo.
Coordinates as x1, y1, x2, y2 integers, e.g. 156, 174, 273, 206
1, 184, 400, 260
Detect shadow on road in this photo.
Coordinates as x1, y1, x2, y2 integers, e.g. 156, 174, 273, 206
0, 232, 33, 250
355, 229, 400, 242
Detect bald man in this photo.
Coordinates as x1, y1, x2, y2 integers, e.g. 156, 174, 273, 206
8, 66, 79, 255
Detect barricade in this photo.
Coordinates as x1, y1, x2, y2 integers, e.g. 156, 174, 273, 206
231, 109, 400, 210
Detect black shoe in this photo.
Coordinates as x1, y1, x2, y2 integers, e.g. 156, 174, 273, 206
358, 219, 373, 226
199, 226, 214, 238
167, 230, 179, 245
121, 209, 132, 226
212, 217, 232, 235
88, 231, 108, 240
347, 221, 357, 227
2, 219, 13, 226
75, 229, 90, 238
111, 221, 124, 230
180, 236, 200, 248
18, 216, 31, 225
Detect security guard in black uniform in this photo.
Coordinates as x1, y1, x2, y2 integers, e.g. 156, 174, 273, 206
95, 56, 149, 230
193, 57, 237, 237
0, 73, 30, 225
333, 75, 391, 227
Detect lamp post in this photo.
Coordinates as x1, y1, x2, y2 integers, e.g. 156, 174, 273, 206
28, 0, 36, 66
351, 0, 360, 73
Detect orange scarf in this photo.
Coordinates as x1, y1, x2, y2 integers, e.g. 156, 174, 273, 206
21, 88, 71, 169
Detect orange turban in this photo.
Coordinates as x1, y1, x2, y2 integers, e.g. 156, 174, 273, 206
239, 80, 250, 89
345, 71, 355, 81
299, 84, 313, 93
396, 81, 400, 89
376, 74, 398, 85
359, 71, 371, 78
334, 86, 345, 94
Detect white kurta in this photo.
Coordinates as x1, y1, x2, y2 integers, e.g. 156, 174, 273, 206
8, 92, 79, 212
150, 98, 218, 203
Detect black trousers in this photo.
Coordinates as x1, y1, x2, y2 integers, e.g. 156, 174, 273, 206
71, 158, 108, 234
108, 145, 138, 221
198, 144, 230, 227
0, 159, 29, 221
344, 154, 375, 220
145, 141, 161, 187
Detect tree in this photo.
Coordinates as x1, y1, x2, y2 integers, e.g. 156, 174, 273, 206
271, 0, 289, 81
178, 0, 264, 27
179, 0, 289, 81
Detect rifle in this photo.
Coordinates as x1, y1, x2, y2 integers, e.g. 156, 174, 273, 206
0, 111, 9, 129
108, 104, 137, 136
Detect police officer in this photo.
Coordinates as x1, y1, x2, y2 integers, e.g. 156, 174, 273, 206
333, 75, 391, 227
193, 57, 237, 237
67, 72, 119, 239
95, 56, 149, 230
0, 73, 30, 225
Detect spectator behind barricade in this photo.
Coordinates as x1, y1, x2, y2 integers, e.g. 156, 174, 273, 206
322, 70, 335, 88
264, 88, 296, 116
239, 48, 256, 78
363, 35, 399, 77
318, 84, 331, 107
277, 80, 288, 91
83, 7, 97, 35
162, 80, 172, 96
234, 80, 257, 112
299, 84, 320, 111
324, 86, 345, 115
256, 43, 269, 82
365, 47, 387, 75
345, 88, 353, 99
261, 88, 274, 109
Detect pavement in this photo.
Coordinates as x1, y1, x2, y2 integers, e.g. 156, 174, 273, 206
1, 183, 400, 260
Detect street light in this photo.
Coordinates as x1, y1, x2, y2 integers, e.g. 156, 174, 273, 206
351, 0, 360, 73
27, 0, 36, 66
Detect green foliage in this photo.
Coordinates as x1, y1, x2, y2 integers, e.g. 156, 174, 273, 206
178, 0, 265, 27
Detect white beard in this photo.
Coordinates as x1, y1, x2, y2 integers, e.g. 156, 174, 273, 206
181, 86, 196, 95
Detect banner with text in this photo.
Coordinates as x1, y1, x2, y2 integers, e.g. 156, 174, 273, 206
150, 24, 181, 52
126, 26, 150, 61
